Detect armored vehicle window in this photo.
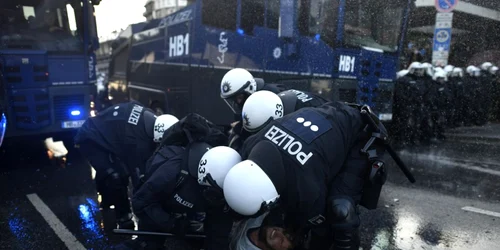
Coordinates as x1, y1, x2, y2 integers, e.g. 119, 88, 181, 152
241, 0, 265, 35
202, 0, 237, 31
267, 0, 280, 29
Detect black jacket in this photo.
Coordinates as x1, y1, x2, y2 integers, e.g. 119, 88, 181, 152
240, 102, 366, 230
74, 101, 157, 176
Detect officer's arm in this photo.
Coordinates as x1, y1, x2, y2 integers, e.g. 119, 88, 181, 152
131, 154, 183, 232
203, 206, 233, 250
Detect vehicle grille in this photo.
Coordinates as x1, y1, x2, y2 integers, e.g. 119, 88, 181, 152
53, 95, 85, 121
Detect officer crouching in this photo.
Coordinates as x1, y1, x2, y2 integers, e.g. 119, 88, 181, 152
115, 113, 241, 250
74, 101, 178, 229
223, 92, 392, 250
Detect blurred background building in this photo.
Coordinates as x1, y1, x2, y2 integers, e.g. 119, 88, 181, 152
143, 0, 188, 21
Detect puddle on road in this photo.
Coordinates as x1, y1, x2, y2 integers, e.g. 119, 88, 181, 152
364, 207, 498, 250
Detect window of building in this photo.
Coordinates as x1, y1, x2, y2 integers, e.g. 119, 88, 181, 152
241, 0, 265, 35
202, 0, 237, 30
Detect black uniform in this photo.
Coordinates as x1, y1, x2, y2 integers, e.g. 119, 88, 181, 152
124, 113, 233, 250
239, 102, 386, 250
229, 89, 328, 152
393, 73, 427, 145
449, 76, 466, 127
74, 101, 157, 227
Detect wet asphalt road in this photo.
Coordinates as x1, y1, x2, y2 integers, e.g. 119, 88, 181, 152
0, 126, 500, 250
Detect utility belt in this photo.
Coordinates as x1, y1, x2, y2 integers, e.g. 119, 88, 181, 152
345, 103, 415, 210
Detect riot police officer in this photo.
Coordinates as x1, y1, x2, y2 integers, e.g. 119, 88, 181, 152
449, 68, 466, 127
394, 62, 427, 145
74, 101, 179, 229
220, 68, 286, 117
478, 62, 495, 124
117, 113, 241, 250
223, 101, 389, 250
428, 70, 450, 141
230, 89, 328, 151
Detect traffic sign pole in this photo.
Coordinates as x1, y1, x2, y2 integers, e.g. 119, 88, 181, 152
432, 2, 456, 67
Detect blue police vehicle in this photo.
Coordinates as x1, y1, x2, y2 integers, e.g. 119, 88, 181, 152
0, 0, 101, 138
111, 0, 414, 126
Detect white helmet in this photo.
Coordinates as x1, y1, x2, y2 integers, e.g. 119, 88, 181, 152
396, 69, 409, 79
433, 70, 447, 81
242, 90, 284, 132
472, 67, 482, 77
197, 146, 242, 188
408, 62, 425, 76
444, 65, 454, 76
223, 160, 279, 216
452, 67, 464, 78
466, 65, 476, 75
481, 62, 493, 71
421, 62, 434, 76
153, 114, 179, 142
408, 62, 423, 70
490, 66, 499, 75
220, 68, 258, 114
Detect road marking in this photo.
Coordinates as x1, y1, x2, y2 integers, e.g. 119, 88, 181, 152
398, 151, 500, 177
26, 193, 86, 250
462, 206, 500, 218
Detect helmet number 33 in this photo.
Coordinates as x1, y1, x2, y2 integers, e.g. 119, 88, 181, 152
275, 104, 283, 116
199, 159, 207, 174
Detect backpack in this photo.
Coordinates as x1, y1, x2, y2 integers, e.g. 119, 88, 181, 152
140, 113, 229, 189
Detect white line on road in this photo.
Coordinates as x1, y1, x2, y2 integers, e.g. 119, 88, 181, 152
26, 193, 86, 250
462, 206, 500, 218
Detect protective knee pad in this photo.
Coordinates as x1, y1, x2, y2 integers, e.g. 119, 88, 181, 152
327, 197, 360, 230
328, 197, 361, 250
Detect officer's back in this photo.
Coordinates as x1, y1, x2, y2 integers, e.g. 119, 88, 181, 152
240, 102, 365, 226
75, 101, 156, 163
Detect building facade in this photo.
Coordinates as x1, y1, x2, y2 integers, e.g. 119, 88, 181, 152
143, 0, 188, 20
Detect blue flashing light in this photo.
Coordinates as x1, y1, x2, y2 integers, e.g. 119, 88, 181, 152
70, 110, 81, 116
315, 34, 321, 41
237, 28, 244, 35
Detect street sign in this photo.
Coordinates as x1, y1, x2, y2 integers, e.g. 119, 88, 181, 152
432, 12, 454, 66
433, 28, 451, 51
435, 0, 459, 13
435, 13, 453, 28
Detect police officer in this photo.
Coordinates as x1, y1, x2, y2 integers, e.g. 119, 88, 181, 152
468, 66, 484, 125
478, 62, 495, 124
395, 62, 427, 145
449, 68, 466, 127
74, 101, 179, 229
120, 123, 241, 250
223, 100, 388, 250
231, 90, 328, 151
429, 70, 450, 141
220, 68, 286, 117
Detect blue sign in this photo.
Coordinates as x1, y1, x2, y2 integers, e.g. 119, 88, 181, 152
435, 0, 458, 13
433, 28, 452, 52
